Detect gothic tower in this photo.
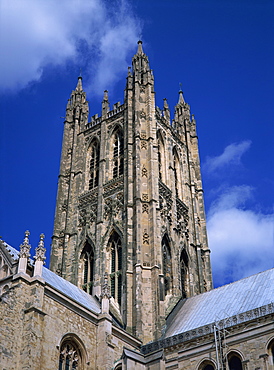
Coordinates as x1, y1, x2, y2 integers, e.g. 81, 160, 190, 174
50, 41, 212, 344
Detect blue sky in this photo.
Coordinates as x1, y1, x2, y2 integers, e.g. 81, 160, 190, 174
0, 0, 273, 288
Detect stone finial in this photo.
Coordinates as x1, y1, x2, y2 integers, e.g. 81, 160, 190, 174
75, 76, 83, 91
101, 272, 110, 314
33, 234, 46, 277
137, 40, 143, 54
34, 234, 46, 262
101, 272, 110, 299
19, 230, 31, 259
178, 88, 185, 104
18, 230, 31, 274
103, 90, 109, 102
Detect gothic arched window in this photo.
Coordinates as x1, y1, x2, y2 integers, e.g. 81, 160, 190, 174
157, 131, 166, 183
173, 147, 183, 200
89, 140, 100, 190
80, 242, 94, 295
203, 365, 215, 370
268, 339, 274, 366
180, 249, 189, 298
112, 130, 124, 178
228, 354, 243, 370
109, 232, 122, 306
199, 362, 215, 370
162, 235, 172, 296
59, 341, 81, 370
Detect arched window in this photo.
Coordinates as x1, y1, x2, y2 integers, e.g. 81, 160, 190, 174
157, 131, 166, 183
112, 130, 124, 178
180, 249, 189, 298
173, 147, 183, 199
162, 235, 172, 296
89, 140, 100, 190
203, 365, 215, 370
198, 360, 216, 370
267, 339, 274, 366
228, 354, 243, 370
109, 232, 122, 306
59, 341, 81, 370
80, 242, 94, 295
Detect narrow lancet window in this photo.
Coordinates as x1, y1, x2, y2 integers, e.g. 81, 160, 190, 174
157, 131, 166, 183
109, 232, 122, 306
173, 147, 183, 199
89, 141, 100, 190
180, 249, 188, 298
113, 130, 124, 178
80, 242, 94, 295
162, 235, 172, 296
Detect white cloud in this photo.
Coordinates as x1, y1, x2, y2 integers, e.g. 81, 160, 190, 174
204, 140, 252, 173
0, 0, 141, 93
207, 186, 274, 287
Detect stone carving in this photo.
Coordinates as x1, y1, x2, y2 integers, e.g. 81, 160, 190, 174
141, 140, 147, 149
142, 165, 148, 177
143, 229, 149, 245
78, 209, 87, 227
101, 272, 110, 299
62, 200, 68, 211
19, 230, 31, 259
142, 203, 149, 214
142, 193, 149, 202
140, 85, 145, 94
104, 192, 124, 220
103, 178, 123, 198
176, 197, 189, 236
79, 190, 98, 209
140, 109, 146, 119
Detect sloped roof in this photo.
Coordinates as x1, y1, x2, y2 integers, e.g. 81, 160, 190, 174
1, 243, 101, 314
165, 268, 274, 338
42, 267, 101, 314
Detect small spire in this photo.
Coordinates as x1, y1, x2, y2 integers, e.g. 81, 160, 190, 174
103, 90, 109, 102
19, 230, 31, 259
137, 40, 143, 54
33, 234, 46, 277
34, 234, 46, 263
75, 76, 83, 91
178, 86, 185, 104
163, 98, 169, 109
18, 230, 31, 274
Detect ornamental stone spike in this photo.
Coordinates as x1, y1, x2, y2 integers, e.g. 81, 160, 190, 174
33, 233, 46, 277
18, 230, 31, 274
101, 272, 111, 314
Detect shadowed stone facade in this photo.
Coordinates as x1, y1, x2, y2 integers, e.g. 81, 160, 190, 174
1, 42, 273, 370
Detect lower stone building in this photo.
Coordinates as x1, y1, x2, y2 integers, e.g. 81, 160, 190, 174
1, 42, 274, 369
1, 239, 274, 369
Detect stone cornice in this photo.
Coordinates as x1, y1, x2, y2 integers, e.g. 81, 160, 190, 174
141, 302, 274, 354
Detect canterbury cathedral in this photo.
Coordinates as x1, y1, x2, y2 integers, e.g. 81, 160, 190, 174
1, 42, 274, 370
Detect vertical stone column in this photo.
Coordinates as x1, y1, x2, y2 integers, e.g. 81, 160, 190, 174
96, 273, 114, 370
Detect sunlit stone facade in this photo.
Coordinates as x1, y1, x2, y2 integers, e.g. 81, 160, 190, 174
1, 42, 273, 370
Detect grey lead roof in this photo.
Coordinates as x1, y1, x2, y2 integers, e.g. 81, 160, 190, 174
165, 268, 274, 338
3, 243, 101, 314
42, 267, 101, 314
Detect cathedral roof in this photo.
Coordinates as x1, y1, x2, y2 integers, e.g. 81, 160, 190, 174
1, 243, 101, 315
165, 268, 274, 338
41, 267, 101, 314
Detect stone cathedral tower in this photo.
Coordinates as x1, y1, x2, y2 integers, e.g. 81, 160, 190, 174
50, 41, 212, 344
